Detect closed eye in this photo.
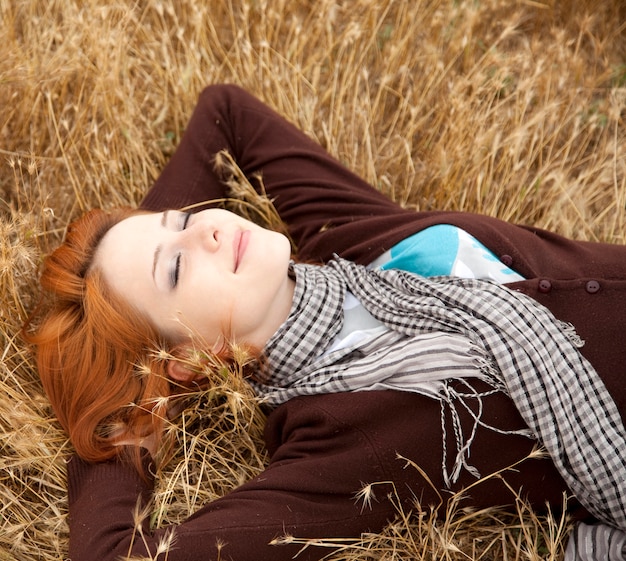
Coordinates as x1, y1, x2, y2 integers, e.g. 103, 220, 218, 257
180, 211, 191, 230
169, 213, 191, 289
170, 253, 182, 289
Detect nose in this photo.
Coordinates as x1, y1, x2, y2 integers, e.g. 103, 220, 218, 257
182, 219, 220, 252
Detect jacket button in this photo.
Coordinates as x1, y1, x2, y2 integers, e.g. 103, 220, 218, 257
585, 280, 600, 294
538, 279, 552, 293
500, 254, 513, 267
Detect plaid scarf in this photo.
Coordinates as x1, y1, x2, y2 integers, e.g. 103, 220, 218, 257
253, 257, 626, 532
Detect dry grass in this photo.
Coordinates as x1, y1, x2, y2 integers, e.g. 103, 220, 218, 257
1, 0, 625, 559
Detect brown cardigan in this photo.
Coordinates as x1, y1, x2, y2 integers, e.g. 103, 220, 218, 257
67, 84, 626, 561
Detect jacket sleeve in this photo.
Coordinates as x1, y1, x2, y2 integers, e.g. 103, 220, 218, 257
139, 83, 417, 265
66, 394, 398, 561
67, 388, 583, 561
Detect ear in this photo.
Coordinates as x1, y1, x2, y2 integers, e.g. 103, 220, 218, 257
166, 358, 201, 384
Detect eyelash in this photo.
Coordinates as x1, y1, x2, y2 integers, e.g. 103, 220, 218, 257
170, 212, 191, 289
180, 212, 191, 230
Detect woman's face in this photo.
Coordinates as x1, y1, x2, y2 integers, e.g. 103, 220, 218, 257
94, 208, 295, 349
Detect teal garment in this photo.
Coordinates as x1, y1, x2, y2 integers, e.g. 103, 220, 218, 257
374, 225, 524, 282
333, 224, 525, 354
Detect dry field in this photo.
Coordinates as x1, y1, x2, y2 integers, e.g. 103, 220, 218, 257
1, 0, 625, 559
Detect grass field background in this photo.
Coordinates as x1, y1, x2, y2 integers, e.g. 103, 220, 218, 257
1, 1, 625, 559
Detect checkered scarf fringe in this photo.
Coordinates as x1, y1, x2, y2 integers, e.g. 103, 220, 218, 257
254, 257, 626, 532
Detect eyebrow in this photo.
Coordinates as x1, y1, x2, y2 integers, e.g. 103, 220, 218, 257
152, 211, 169, 282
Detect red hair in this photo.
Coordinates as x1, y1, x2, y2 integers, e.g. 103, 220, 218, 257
25, 208, 179, 468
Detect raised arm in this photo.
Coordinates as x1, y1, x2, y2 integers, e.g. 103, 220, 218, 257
140, 84, 417, 265
67, 393, 400, 561
67, 387, 579, 561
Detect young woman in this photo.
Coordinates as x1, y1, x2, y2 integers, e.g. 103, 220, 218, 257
28, 84, 626, 561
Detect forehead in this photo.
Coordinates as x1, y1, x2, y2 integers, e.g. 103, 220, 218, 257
99, 212, 159, 250
94, 212, 160, 281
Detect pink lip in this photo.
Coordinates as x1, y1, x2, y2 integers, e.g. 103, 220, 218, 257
234, 229, 249, 272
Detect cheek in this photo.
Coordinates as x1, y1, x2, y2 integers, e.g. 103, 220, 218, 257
183, 287, 226, 341
146, 306, 183, 342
